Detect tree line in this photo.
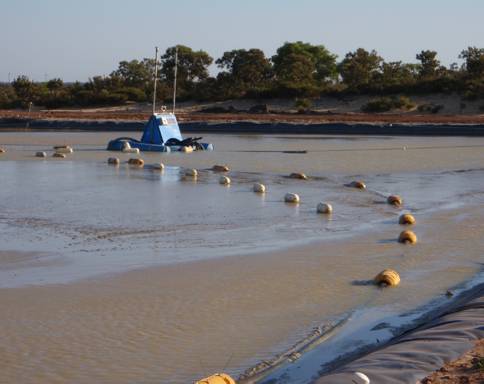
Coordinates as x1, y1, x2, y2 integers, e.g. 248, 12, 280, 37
1, 42, 484, 109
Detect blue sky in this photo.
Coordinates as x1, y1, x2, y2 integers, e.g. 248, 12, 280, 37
1, 0, 483, 81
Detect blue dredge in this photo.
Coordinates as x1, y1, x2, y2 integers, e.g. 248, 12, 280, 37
107, 112, 213, 152
107, 46, 213, 153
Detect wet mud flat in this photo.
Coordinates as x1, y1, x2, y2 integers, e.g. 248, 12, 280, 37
0, 133, 484, 383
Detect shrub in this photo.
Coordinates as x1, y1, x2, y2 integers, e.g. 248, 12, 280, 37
417, 103, 444, 114
294, 98, 313, 113
361, 96, 415, 113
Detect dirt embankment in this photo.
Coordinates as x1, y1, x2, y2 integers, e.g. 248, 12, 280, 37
1, 109, 484, 125
419, 339, 484, 384
1, 94, 484, 125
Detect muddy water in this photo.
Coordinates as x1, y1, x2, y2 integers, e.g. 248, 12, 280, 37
1, 132, 484, 383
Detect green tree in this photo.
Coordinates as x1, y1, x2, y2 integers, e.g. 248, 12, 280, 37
216, 48, 273, 97
161, 45, 213, 99
459, 47, 484, 78
111, 59, 154, 87
375, 61, 417, 92
338, 48, 383, 91
12, 76, 40, 106
46, 78, 64, 92
272, 41, 337, 84
416, 50, 440, 78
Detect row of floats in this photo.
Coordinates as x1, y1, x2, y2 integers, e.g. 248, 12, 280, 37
108, 156, 417, 292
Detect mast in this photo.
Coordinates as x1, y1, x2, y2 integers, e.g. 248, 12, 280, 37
152, 46, 159, 115
172, 46, 178, 114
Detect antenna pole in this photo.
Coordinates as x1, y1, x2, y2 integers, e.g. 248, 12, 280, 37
152, 46, 159, 115
173, 46, 178, 114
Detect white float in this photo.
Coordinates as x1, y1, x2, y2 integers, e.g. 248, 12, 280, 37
284, 193, 300, 203
121, 141, 140, 154
152, 163, 165, 171
35, 151, 47, 158
53, 145, 73, 154
253, 183, 266, 193
219, 175, 231, 185
353, 372, 370, 384
183, 168, 198, 177
317, 202, 333, 214
180, 146, 194, 153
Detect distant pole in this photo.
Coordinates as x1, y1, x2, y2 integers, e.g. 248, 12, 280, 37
152, 46, 159, 115
8, 72, 11, 83
173, 46, 178, 114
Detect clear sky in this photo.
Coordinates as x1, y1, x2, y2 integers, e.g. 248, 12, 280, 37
1, 0, 483, 82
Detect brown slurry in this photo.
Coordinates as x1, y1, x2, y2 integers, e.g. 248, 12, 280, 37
2, 109, 484, 124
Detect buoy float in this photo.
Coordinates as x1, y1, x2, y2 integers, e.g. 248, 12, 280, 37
374, 269, 400, 287
398, 230, 417, 244
53, 145, 73, 154
349, 181, 366, 189
195, 373, 236, 384
152, 163, 165, 171
180, 146, 193, 153
121, 141, 140, 154
183, 168, 198, 177
387, 195, 403, 206
212, 164, 230, 172
107, 157, 120, 165
399, 213, 415, 225
353, 371, 371, 384
52, 152, 66, 158
0, 147, 5, 153
219, 175, 231, 185
317, 202, 333, 214
35, 151, 47, 158
127, 158, 144, 167
284, 193, 300, 203
253, 183, 266, 193
289, 172, 308, 180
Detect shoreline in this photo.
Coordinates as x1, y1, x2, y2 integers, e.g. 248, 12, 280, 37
1, 110, 484, 136
2, 118, 484, 137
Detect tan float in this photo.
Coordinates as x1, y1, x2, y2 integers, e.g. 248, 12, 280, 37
253, 183, 266, 193
387, 195, 403, 206
374, 269, 400, 287
284, 193, 300, 203
219, 175, 231, 185
107, 157, 120, 165
180, 146, 193, 153
152, 163, 165, 171
195, 373, 236, 384
52, 152, 66, 158
317, 202, 333, 214
183, 168, 198, 177
349, 181, 366, 189
53, 145, 73, 154
289, 172, 308, 180
0, 147, 5, 153
35, 151, 47, 158
212, 164, 230, 172
121, 141, 140, 154
128, 158, 144, 167
398, 230, 417, 244
399, 213, 416, 225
